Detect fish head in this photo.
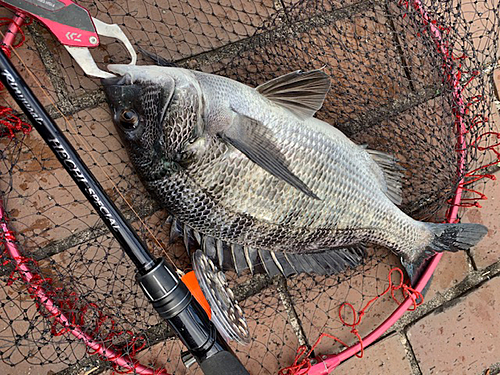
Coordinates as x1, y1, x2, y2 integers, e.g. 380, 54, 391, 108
102, 65, 205, 180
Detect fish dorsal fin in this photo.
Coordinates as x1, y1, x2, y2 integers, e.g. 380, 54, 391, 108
219, 110, 319, 199
256, 70, 331, 120
138, 47, 177, 67
366, 149, 404, 205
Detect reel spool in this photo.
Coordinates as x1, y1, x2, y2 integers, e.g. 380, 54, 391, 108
189, 250, 250, 345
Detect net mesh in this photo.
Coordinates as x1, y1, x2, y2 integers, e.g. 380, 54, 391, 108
0, 0, 499, 374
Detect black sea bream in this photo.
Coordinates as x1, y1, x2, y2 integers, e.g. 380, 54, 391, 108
102, 65, 487, 283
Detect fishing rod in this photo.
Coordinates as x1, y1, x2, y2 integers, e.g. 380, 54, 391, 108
0, 2, 249, 374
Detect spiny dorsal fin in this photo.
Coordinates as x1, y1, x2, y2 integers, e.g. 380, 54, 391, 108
256, 70, 331, 120
219, 110, 319, 199
366, 149, 404, 205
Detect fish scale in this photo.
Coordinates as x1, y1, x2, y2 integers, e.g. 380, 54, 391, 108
103, 65, 487, 284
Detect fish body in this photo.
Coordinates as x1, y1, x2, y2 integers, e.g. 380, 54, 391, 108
102, 65, 487, 282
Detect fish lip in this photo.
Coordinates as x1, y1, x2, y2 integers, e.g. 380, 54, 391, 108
101, 73, 137, 112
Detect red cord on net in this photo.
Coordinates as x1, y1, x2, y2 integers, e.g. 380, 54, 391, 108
401, 0, 490, 212
279, 268, 423, 375
0, 106, 32, 138
0, 19, 167, 374
285, 2, 492, 374
447, 130, 500, 209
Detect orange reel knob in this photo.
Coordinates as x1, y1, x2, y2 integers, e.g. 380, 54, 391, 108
182, 270, 212, 320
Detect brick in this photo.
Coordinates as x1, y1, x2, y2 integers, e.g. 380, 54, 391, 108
281, 0, 360, 11
407, 276, 500, 375
461, 170, 500, 269
3, 40, 56, 109
131, 209, 191, 270
424, 251, 470, 302
38, 232, 165, 326
213, 3, 414, 132
128, 339, 193, 375
0, 270, 86, 374
491, 72, 500, 131
349, 98, 456, 220
386, 1, 442, 92
495, 69, 500, 97
28, 234, 162, 372
1, 4, 497, 375
232, 290, 300, 374
112, 286, 299, 375
1, 140, 98, 248
457, 0, 499, 66
0, 105, 153, 247
334, 333, 413, 374
3, 217, 300, 375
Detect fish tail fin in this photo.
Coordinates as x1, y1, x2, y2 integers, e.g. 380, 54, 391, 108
425, 222, 488, 252
402, 223, 487, 288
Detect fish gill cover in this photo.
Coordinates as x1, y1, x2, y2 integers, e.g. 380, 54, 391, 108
0, 0, 499, 374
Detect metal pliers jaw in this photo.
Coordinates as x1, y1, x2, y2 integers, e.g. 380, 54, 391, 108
0, 0, 137, 78
64, 18, 137, 78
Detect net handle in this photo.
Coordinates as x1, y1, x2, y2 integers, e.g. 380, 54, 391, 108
308, 0, 467, 372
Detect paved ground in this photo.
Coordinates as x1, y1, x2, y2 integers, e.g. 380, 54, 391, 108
0, 1, 499, 375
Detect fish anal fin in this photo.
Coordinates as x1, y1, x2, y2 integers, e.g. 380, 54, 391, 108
230, 243, 248, 276
256, 70, 331, 120
258, 250, 282, 277
211, 243, 366, 277
177, 220, 367, 277
270, 244, 366, 276
220, 111, 318, 199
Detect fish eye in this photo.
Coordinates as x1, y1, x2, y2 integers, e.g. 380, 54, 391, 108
119, 109, 139, 130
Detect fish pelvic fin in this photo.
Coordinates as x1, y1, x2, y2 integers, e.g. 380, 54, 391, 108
403, 222, 488, 287
256, 69, 331, 120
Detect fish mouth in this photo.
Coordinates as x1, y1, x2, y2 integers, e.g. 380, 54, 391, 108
101, 73, 137, 109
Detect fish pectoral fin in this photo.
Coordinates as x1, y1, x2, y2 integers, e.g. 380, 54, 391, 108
256, 70, 331, 120
220, 112, 319, 199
